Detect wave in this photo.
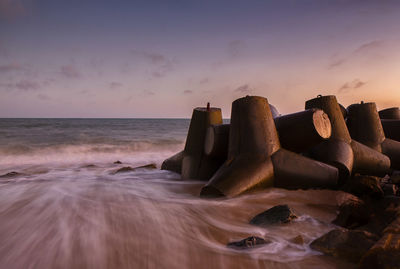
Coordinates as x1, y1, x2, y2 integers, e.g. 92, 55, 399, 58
0, 140, 185, 166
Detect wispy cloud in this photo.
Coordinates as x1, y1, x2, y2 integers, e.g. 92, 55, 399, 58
0, 79, 40, 91
234, 84, 253, 93
183, 90, 193, 94
109, 81, 123, 89
328, 40, 385, 69
0, 63, 24, 73
60, 65, 81, 79
337, 79, 366, 93
131, 49, 176, 78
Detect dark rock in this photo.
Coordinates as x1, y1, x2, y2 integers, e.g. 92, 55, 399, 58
381, 183, 398, 196
250, 205, 297, 226
390, 170, 400, 185
113, 164, 157, 174
342, 174, 384, 199
115, 166, 135, 173
0, 171, 21, 178
290, 235, 304, 245
359, 233, 400, 269
114, 160, 122, 164
333, 195, 370, 229
227, 236, 270, 249
310, 229, 379, 263
136, 163, 157, 169
82, 164, 97, 168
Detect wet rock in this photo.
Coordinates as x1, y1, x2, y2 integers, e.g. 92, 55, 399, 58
333, 195, 370, 229
250, 205, 297, 226
342, 174, 384, 199
114, 164, 157, 174
114, 160, 122, 164
290, 235, 304, 245
359, 233, 400, 269
310, 229, 379, 263
227, 236, 270, 249
82, 164, 97, 168
0, 171, 21, 178
390, 170, 400, 185
381, 183, 398, 196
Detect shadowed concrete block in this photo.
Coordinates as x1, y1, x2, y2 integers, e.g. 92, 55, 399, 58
347, 102, 400, 170
200, 96, 338, 198
274, 109, 331, 153
350, 140, 390, 177
381, 119, 400, 142
305, 95, 354, 181
181, 107, 223, 180
204, 109, 332, 156
204, 124, 230, 159
379, 107, 400, 120
161, 151, 184, 174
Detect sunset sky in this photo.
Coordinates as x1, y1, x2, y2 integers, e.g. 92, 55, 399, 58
1, 0, 400, 118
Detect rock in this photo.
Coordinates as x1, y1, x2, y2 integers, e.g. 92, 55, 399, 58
250, 205, 297, 226
359, 233, 400, 268
114, 160, 122, 164
381, 183, 398, 196
0, 171, 21, 178
82, 164, 97, 168
342, 174, 384, 199
227, 236, 270, 249
113, 164, 157, 174
290, 235, 304, 245
310, 229, 379, 263
390, 170, 400, 185
333, 194, 370, 229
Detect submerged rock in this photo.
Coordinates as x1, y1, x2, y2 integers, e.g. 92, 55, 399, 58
289, 235, 304, 245
114, 160, 122, 164
227, 236, 270, 249
113, 163, 157, 174
0, 171, 21, 178
250, 205, 297, 226
333, 195, 370, 229
381, 183, 398, 196
310, 229, 379, 263
342, 174, 384, 199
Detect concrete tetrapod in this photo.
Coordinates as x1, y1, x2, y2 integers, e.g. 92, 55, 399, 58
203, 109, 333, 157
347, 102, 400, 170
200, 96, 338, 198
379, 107, 400, 120
305, 95, 354, 181
306, 95, 391, 178
161, 106, 224, 180
379, 107, 400, 142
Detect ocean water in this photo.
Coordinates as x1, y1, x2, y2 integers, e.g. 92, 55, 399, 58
0, 119, 354, 269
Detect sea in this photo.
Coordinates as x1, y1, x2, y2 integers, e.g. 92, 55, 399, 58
0, 118, 354, 269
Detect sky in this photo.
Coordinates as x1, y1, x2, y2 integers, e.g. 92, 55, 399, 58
1, 0, 400, 118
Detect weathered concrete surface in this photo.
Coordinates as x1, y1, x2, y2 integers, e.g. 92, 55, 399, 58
204, 124, 230, 159
161, 150, 184, 174
381, 119, 400, 142
379, 107, 400, 120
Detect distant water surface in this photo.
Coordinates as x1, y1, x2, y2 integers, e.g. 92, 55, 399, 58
0, 119, 353, 269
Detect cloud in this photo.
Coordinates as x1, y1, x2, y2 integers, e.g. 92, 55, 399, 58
131, 49, 175, 78
0, 79, 40, 91
338, 79, 366, 93
0, 63, 24, 73
143, 90, 155, 95
15, 80, 40, 90
328, 40, 385, 69
234, 84, 253, 93
109, 82, 123, 89
228, 40, 246, 58
60, 65, 81, 79
354, 40, 383, 54
0, 0, 25, 20
199, 78, 209, 84
37, 93, 50, 100
183, 90, 193, 94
